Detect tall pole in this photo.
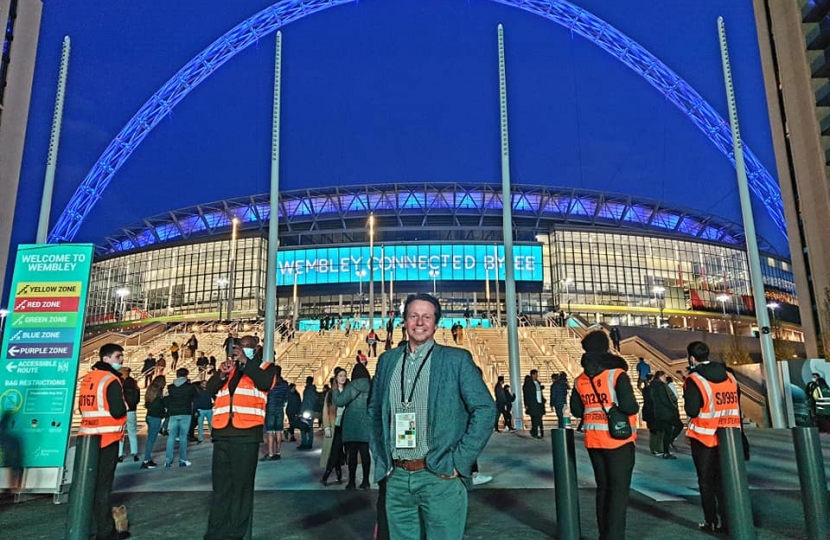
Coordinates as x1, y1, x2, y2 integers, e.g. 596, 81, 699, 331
292, 264, 299, 327
498, 24, 523, 429
263, 31, 282, 364
380, 245, 386, 321
718, 17, 785, 428
493, 244, 501, 323
368, 215, 375, 330
37, 36, 71, 243
228, 217, 239, 320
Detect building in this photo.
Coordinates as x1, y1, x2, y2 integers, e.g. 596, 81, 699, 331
0, 0, 42, 301
85, 183, 801, 340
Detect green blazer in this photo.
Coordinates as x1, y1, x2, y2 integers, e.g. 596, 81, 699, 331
368, 342, 497, 483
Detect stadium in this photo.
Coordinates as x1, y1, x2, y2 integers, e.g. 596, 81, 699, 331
84, 181, 801, 341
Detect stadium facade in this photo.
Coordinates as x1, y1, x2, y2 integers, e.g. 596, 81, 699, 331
85, 183, 801, 340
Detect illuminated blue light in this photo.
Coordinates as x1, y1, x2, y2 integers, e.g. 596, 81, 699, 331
48, 0, 786, 245
277, 243, 544, 286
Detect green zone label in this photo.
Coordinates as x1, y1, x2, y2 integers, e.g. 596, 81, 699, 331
10, 312, 78, 328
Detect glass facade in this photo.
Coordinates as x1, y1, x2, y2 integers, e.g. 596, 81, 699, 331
86, 230, 800, 334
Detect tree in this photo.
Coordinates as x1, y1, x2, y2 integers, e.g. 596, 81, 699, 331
819, 287, 830, 359
721, 326, 752, 366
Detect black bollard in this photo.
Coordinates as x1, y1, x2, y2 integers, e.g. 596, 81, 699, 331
551, 427, 580, 540
66, 435, 100, 540
792, 427, 828, 540
717, 428, 755, 540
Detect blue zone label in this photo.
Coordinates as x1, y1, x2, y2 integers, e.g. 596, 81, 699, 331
6, 328, 75, 344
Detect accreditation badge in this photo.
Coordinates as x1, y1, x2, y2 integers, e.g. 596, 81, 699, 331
394, 412, 417, 449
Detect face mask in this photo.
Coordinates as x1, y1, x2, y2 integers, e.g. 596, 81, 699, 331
111, 363, 122, 371
243, 347, 255, 360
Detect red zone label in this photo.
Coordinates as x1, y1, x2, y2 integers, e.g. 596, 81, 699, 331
13, 297, 80, 313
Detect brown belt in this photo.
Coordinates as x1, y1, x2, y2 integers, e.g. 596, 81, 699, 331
393, 458, 427, 472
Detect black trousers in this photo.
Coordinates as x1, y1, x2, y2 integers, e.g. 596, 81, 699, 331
324, 426, 345, 473
654, 417, 683, 452
91, 441, 119, 540
345, 441, 370, 486
587, 443, 635, 540
205, 440, 260, 540
529, 413, 544, 437
495, 406, 511, 430
690, 438, 726, 527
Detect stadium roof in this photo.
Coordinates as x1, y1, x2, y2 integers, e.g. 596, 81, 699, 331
98, 183, 777, 257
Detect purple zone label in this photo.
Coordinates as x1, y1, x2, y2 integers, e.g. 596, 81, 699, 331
6, 343, 75, 359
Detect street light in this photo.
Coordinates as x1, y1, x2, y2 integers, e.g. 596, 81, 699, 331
116, 287, 130, 321
228, 217, 240, 321
428, 268, 440, 296
368, 214, 375, 330
356, 269, 367, 321
716, 294, 729, 316
562, 277, 573, 315
217, 278, 228, 319
767, 302, 780, 338
0, 308, 8, 337
653, 286, 665, 327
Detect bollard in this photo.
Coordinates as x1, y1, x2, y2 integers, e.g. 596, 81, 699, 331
717, 428, 755, 540
66, 435, 100, 540
792, 427, 828, 540
551, 427, 580, 540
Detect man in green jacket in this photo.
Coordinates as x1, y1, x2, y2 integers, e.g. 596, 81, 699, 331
368, 293, 496, 540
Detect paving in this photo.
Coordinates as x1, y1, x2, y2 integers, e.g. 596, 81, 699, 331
1, 427, 828, 539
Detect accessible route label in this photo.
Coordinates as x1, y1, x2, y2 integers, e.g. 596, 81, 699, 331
0, 244, 94, 468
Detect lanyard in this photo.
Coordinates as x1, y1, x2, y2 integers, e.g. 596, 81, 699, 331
400, 345, 434, 407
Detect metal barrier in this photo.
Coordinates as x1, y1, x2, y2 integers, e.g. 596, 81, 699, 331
792, 426, 829, 540
717, 428, 755, 540
551, 426, 580, 540
66, 435, 100, 540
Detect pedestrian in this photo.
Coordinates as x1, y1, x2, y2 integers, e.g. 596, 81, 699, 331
77, 343, 130, 540
163, 368, 196, 467
142, 353, 156, 388
550, 372, 569, 428
298, 376, 318, 450
320, 368, 347, 486
141, 375, 166, 469
222, 332, 235, 359
502, 384, 516, 431
193, 380, 214, 444
650, 371, 683, 459
204, 335, 277, 540
570, 330, 639, 540
155, 354, 166, 378
684, 341, 742, 533
636, 357, 651, 390
494, 376, 509, 432
609, 326, 622, 351
366, 329, 379, 357
333, 361, 373, 490
807, 372, 830, 432
368, 293, 496, 539
262, 367, 288, 460
118, 367, 141, 463
170, 342, 180, 371
522, 370, 546, 438
641, 374, 663, 456
186, 333, 198, 359
356, 349, 368, 366
284, 383, 301, 442
451, 322, 459, 344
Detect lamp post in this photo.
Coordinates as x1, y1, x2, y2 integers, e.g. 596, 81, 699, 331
356, 269, 367, 321
429, 269, 440, 296
216, 278, 228, 319
368, 215, 375, 330
227, 217, 239, 321
116, 287, 129, 321
767, 302, 780, 337
562, 277, 573, 315
716, 294, 729, 317
0, 308, 8, 337
653, 286, 665, 327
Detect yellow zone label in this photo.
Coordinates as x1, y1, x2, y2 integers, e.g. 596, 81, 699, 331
16, 282, 83, 298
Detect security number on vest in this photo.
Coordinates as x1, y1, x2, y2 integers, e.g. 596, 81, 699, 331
79, 395, 96, 407
583, 392, 610, 405
714, 390, 738, 405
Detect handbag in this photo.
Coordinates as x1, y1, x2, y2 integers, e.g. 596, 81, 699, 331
588, 374, 632, 440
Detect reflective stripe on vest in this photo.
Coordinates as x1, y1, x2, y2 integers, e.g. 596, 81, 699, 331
78, 370, 127, 448
575, 369, 637, 449
212, 362, 274, 430
686, 372, 741, 447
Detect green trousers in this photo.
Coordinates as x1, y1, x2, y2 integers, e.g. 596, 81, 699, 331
385, 467, 468, 540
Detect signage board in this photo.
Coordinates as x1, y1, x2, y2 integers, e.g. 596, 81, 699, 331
0, 244, 94, 469
276, 243, 543, 286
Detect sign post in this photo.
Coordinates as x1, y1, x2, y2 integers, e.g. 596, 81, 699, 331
0, 243, 94, 494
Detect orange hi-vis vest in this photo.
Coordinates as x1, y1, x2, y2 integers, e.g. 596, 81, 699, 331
686, 371, 741, 447
213, 361, 275, 430
575, 368, 637, 449
78, 370, 127, 448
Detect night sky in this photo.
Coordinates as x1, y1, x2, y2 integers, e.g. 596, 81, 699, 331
7, 0, 780, 300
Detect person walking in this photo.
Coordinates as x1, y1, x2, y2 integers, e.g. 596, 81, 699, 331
262, 367, 288, 460
650, 371, 683, 459
118, 367, 141, 463
193, 380, 214, 444
570, 330, 639, 540
522, 370, 545, 439
298, 376, 319, 450
550, 372, 569, 428
320, 367, 347, 486
366, 329, 379, 357
77, 343, 129, 540
683, 341, 741, 533
185, 334, 199, 359
494, 376, 509, 432
333, 361, 372, 490
142, 353, 156, 388
640, 374, 663, 456
163, 368, 196, 467
368, 293, 496, 540
141, 375, 166, 469
204, 335, 277, 540
284, 383, 301, 442
609, 326, 622, 351
502, 384, 516, 431
170, 342, 180, 371
635, 357, 651, 390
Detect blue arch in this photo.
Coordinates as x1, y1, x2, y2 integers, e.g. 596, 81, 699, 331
47, 0, 786, 243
